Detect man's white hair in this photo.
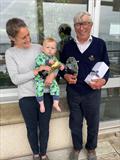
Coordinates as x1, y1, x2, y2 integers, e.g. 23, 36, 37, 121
73, 11, 93, 24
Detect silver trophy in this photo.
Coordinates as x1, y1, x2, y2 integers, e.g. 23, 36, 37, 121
65, 57, 78, 75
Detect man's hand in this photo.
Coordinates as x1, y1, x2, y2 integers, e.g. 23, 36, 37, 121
45, 72, 55, 86
64, 74, 77, 84
89, 78, 106, 90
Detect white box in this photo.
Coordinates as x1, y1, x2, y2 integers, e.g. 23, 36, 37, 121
85, 62, 109, 84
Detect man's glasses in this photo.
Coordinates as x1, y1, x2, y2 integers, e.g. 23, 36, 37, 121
75, 22, 91, 28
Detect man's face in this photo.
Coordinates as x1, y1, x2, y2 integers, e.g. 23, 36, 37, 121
74, 15, 93, 41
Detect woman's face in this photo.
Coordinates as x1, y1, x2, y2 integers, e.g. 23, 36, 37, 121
12, 27, 31, 48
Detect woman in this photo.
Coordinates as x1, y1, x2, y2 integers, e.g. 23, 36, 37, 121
5, 18, 54, 160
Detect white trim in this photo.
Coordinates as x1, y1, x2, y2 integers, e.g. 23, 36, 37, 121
0, 88, 17, 96
0, 77, 120, 104
0, 88, 18, 104
93, 0, 101, 37
88, 0, 94, 17
103, 77, 120, 88
88, 0, 101, 37
88, 0, 94, 35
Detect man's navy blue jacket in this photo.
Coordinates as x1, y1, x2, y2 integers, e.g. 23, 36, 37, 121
59, 36, 110, 95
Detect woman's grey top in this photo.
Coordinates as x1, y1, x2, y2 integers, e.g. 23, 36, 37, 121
5, 44, 42, 99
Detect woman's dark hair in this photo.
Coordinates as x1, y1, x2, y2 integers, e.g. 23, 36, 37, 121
6, 18, 27, 47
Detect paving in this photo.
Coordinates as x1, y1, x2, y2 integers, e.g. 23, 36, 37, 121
10, 133, 120, 160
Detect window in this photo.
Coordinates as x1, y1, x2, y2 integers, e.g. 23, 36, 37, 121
99, 0, 120, 78
99, 0, 120, 121
0, 0, 38, 88
0, 0, 87, 89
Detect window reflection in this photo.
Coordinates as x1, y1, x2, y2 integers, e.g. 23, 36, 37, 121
42, 2, 86, 41
99, 1, 120, 121
108, 50, 120, 77
99, 0, 120, 78
101, 87, 120, 121
0, 0, 87, 88
0, 0, 38, 88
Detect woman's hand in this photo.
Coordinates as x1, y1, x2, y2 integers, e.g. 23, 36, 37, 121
39, 65, 51, 72
89, 78, 106, 90
64, 74, 77, 84
45, 72, 56, 86
33, 65, 51, 76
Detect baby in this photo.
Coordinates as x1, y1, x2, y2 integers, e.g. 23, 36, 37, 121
35, 37, 64, 113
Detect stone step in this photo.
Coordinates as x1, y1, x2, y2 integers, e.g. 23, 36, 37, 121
1, 116, 120, 160
0, 116, 73, 160
7, 140, 120, 160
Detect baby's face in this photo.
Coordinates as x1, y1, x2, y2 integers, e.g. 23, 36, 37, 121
43, 41, 57, 56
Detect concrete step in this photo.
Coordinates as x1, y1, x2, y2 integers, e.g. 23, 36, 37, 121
7, 139, 120, 160
0, 116, 74, 160
1, 116, 120, 160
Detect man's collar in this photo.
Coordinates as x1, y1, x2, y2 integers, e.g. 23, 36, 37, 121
74, 35, 92, 44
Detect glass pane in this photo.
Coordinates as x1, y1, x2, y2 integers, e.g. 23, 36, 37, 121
100, 87, 120, 121
99, 0, 120, 78
41, 0, 87, 83
42, 0, 87, 41
0, 0, 88, 89
0, 0, 38, 89
99, 0, 120, 122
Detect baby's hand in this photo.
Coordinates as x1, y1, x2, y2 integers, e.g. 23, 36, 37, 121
60, 64, 65, 71
49, 60, 54, 65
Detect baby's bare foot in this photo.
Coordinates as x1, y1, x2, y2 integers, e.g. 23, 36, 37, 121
39, 101, 45, 113
53, 100, 61, 112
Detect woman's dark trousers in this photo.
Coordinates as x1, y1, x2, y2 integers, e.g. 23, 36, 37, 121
19, 93, 52, 155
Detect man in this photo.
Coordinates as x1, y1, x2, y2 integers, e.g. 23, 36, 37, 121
59, 11, 110, 160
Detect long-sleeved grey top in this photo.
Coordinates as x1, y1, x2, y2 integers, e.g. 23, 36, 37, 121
5, 44, 41, 99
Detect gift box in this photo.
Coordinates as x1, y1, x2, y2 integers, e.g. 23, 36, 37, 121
84, 62, 109, 84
